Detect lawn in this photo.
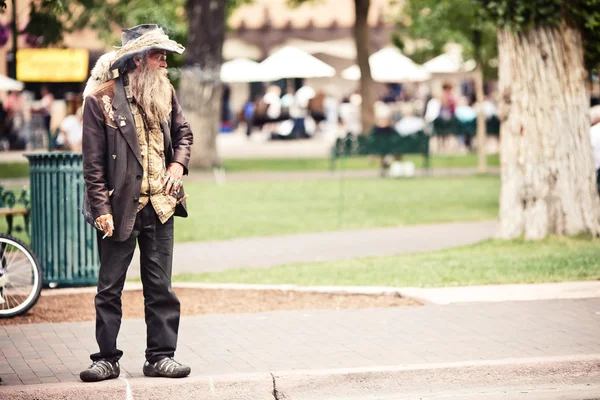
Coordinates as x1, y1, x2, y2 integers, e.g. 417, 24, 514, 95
173, 235, 600, 287
175, 175, 499, 242
1, 175, 499, 244
0, 153, 500, 179
0, 162, 29, 179
223, 153, 500, 172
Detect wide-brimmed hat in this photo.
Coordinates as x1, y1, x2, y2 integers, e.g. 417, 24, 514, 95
110, 24, 185, 71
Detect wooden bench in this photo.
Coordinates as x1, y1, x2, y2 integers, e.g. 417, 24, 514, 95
0, 186, 30, 236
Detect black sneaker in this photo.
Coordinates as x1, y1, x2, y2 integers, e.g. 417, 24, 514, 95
80, 360, 120, 382
143, 357, 191, 378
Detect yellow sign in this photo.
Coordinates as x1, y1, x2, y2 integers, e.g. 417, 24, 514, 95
16, 49, 89, 82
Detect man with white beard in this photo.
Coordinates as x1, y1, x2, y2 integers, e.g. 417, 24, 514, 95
80, 24, 193, 382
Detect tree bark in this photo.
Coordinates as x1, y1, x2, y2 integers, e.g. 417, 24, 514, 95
180, 0, 226, 168
353, 0, 374, 134
474, 64, 487, 173
497, 25, 600, 240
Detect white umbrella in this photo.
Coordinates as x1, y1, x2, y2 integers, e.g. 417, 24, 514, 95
0, 75, 24, 91
259, 46, 336, 80
423, 53, 476, 74
341, 47, 430, 83
272, 38, 357, 60
221, 58, 264, 83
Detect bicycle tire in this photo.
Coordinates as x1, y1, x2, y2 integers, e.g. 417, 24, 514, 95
0, 234, 43, 318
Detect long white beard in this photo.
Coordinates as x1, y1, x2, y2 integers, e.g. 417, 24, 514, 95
130, 66, 172, 127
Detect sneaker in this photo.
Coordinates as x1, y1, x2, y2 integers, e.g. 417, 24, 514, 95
80, 360, 120, 382
143, 357, 191, 378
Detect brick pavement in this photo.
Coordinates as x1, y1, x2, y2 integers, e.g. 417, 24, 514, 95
1, 298, 599, 387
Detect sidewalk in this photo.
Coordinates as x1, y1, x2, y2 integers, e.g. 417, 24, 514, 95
127, 220, 498, 278
1, 298, 599, 398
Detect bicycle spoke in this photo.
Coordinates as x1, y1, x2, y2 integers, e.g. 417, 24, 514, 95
5, 259, 35, 276
4, 256, 33, 271
0, 237, 41, 316
2, 246, 17, 270
5, 280, 33, 292
5, 271, 35, 286
3, 292, 23, 311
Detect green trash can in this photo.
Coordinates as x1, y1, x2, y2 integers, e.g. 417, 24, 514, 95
25, 153, 100, 287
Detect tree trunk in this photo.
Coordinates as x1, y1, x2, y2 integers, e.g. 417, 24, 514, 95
180, 0, 226, 168
353, 0, 374, 134
474, 64, 487, 173
497, 25, 600, 240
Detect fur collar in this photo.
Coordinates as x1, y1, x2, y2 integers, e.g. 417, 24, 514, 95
83, 51, 118, 100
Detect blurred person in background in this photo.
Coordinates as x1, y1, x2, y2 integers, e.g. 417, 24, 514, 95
80, 24, 193, 383
3, 90, 26, 149
0, 97, 5, 146
321, 88, 339, 137
395, 103, 425, 136
439, 82, 457, 120
262, 85, 282, 135
371, 101, 401, 175
32, 85, 54, 134
57, 107, 83, 152
339, 93, 362, 136
294, 85, 316, 138
483, 94, 498, 118
242, 96, 256, 138
309, 89, 326, 127
590, 105, 600, 193
455, 97, 477, 151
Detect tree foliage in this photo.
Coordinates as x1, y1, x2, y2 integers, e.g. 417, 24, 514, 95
1, 0, 251, 48
475, 0, 600, 72
395, 0, 497, 76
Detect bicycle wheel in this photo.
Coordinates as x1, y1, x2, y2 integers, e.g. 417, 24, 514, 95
0, 234, 43, 318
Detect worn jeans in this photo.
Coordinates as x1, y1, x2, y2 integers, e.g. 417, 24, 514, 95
90, 205, 180, 363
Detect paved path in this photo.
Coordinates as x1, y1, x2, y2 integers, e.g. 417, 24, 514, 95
0, 133, 335, 162
126, 220, 497, 278
1, 298, 599, 395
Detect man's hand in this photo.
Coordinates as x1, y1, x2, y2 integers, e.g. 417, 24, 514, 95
95, 214, 114, 237
163, 162, 184, 196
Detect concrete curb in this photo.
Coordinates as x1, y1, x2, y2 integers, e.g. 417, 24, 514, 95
39, 282, 412, 297
40, 281, 600, 305
272, 355, 600, 400
2, 355, 599, 399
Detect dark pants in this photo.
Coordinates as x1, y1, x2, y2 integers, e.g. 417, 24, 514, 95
91, 205, 180, 364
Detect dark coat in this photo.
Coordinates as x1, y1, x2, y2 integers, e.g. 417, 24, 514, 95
82, 75, 193, 242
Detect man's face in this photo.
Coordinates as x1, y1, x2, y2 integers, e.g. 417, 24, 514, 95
146, 50, 168, 70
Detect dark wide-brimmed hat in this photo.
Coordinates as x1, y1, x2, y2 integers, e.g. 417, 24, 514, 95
110, 24, 185, 71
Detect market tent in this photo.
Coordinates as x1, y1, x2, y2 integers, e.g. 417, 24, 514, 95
221, 58, 265, 82
270, 38, 357, 60
341, 47, 430, 83
259, 46, 336, 80
423, 52, 476, 74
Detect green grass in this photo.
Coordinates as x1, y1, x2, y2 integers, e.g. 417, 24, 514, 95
0, 162, 29, 179
223, 154, 500, 172
0, 154, 500, 179
1, 175, 499, 244
173, 235, 600, 287
175, 175, 499, 243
